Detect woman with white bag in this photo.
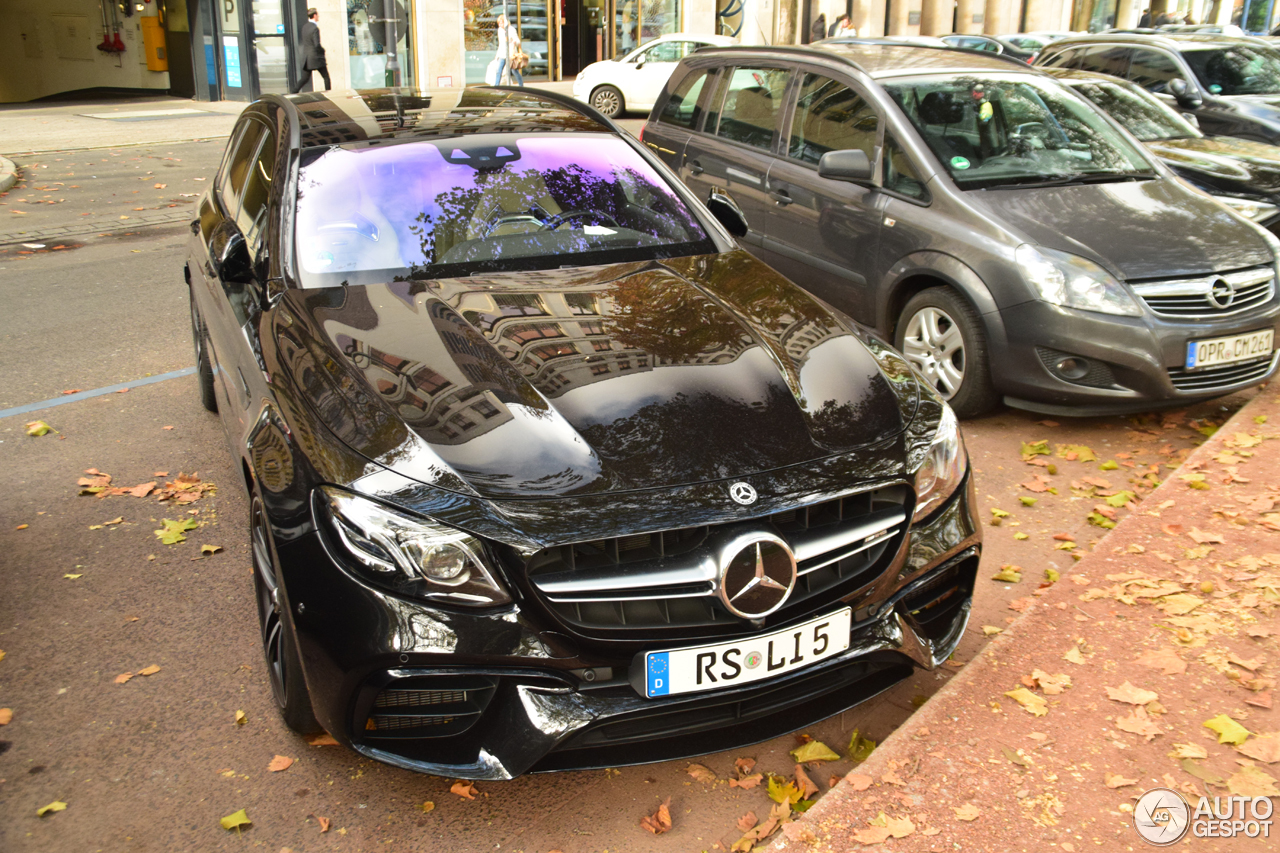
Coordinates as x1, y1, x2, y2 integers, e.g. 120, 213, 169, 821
493, 13, 525, 86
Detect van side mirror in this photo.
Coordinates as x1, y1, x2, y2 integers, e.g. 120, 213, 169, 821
706, 188, 749, 237
1169, 78, 1203, 108
818, 149, 874, 184
210, 219, 253, 286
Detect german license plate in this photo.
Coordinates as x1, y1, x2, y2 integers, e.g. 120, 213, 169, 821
1185, 329, 1274, 370
643, 609, 852, 698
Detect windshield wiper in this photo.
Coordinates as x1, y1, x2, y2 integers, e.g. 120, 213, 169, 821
977, 173, 1156, 190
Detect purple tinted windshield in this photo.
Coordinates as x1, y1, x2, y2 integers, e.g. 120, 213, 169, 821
294, 133, 711, 287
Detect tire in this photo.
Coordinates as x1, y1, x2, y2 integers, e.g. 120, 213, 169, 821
590, 85, 624, 118
190, 297, 218, 413
250, 491, 320, 734
895, 287, 998, 419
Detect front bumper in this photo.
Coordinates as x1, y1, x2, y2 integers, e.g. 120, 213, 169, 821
993, 297, 1280, 416
278, 480, 979, 779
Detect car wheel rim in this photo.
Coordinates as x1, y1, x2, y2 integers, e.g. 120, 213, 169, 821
250, 497, 288, 708
902, 306, 965, 400
593, 90, 620, 116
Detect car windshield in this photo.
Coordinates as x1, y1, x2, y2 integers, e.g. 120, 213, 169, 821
884, 74, 1157, 189
1182, 44, 1280, 96
1068, 79, 1200, 141
294, 133, 713, 287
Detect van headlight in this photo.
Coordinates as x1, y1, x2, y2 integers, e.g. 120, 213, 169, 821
1015, 244, 1142, 317
318, 487, 510, 606
1214, 195, 1279, 223
913, 405, 968, 522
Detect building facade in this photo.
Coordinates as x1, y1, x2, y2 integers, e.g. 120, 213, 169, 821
0, 0, 1267, 103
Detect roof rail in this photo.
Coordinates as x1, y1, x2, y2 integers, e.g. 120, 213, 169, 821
694, 44, 871, 77
480, 84, 619, 133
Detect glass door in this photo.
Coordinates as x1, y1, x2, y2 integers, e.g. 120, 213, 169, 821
251, 0, 292, 95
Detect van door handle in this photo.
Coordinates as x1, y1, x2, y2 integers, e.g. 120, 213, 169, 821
770, 188, 792, 206
689, 160, 705, 176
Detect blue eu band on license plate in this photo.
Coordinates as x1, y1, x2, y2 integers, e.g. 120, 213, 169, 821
647, 652, 671, 697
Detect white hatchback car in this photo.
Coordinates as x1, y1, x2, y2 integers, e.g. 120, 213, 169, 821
572, 33, 737, 117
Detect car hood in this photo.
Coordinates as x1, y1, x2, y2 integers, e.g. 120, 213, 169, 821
964, 176, 1274, 279
1146, 135, 1280, 195
280, 251, 915, 499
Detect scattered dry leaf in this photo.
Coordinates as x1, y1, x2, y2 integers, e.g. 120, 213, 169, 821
640, 797, 672, 834
450, 780, 477, 800
1105, 772, 1139, 789
953, 803, 981, 821
1106, 681, 1158, 705
268, 755, 294, 772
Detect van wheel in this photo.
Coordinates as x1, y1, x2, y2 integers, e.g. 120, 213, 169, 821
590, 86, 624, 118
896, 288, 998, 419
190, 298, 218, 413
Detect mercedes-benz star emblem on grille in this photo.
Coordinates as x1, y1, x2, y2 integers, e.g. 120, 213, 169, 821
729, 482, 758, 505
1208, 278, 1236, 309
718, 534, 797, 619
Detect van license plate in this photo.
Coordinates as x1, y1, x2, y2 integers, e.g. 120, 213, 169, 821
643, 609, 852, 698
1185, 329, 1274, 370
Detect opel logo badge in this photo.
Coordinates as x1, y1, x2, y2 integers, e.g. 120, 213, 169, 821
1207, 278, 1235, 309
729, 482, 757, 505
718, 533, 797, 619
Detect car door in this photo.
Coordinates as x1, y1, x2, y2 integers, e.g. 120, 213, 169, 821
642, 64, 717, 172
763, 70, 886, 324
203, 114, 274, 438
679, 64, 793, 249
1076, 45, 1134, 78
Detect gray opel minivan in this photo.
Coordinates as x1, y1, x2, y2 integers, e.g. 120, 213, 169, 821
640, 44, 1280, 417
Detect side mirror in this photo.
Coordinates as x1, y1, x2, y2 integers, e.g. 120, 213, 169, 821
635, 61, 646, 69
818, 149, 874, 184
706, 188, 749, 237
210, 219, 253, 286
1169, 78, 1203, 108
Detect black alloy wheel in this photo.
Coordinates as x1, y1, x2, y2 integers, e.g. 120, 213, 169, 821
251, 492, 320, 733
190, 297, 218, 413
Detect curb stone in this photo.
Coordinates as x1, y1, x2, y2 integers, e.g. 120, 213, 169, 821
0, 156, 18, 193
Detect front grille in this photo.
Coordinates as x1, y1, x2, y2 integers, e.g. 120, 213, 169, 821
525, 484, 910, 638
1132, 266, 1275, 319
361, 676, 497, 739
1168, 353, 1278, 393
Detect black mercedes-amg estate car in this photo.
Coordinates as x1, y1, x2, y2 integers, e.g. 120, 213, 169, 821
185, 87, 979, 779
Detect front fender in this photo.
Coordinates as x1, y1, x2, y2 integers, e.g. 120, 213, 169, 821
879, 251, 1009, 355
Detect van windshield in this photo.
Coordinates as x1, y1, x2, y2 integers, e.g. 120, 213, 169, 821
294, 133, 713, 287
1067, 79, 1200, 142
885, 74, 1157, 189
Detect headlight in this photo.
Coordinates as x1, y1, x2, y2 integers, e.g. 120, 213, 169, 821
318, 487, 510, 607
1213, 195, 1280, 223
1015, 244, 1142, 317
912, 405, 968, 522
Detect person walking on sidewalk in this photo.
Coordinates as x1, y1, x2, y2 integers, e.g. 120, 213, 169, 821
292, 8, 331, 94
493, 13, 525, 86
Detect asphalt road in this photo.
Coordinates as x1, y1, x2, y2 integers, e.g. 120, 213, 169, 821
0, 137, 1255, 853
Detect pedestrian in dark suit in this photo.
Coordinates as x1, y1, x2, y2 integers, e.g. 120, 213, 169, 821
291, 8, 330, 93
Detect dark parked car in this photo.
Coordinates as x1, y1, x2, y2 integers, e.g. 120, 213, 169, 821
1036, 33, 1280, 144
641, 44, 1280, 417
1046, 67, 1280, 233
185, 87, 979, 779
